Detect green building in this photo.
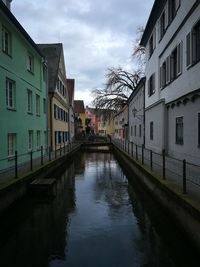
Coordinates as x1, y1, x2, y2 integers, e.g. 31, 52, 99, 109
0, 1, 48, 170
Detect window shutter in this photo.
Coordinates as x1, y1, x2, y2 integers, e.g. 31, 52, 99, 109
158, 17, 161, 41
153, 29, 156, 50
148, 78, 150, 96
165, 2, 169, 29
175, 0, 180, 11
186, 32, 191, 66
177, 41, 182, 75
160, 66, 162, 89
192, 29, 196, 64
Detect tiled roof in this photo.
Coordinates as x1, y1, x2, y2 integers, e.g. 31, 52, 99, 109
37, 43, 62, 92
74, 100, 85, 113
67, 79, 75, 105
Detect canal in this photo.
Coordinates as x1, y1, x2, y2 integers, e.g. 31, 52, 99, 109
0, 152, 199, 267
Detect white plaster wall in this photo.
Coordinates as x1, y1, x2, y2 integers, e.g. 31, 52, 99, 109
128, 87, 144, 145
145, 101, 166, 153
145, 0, 198, 108
168, 98, 200, 164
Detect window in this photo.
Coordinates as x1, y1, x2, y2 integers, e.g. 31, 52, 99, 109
148, 74, 155, 96
139, 124, 142, 138
43, 98, 47, 114
2, 27, 11, 55
54, 104, 57, 119
198, 113, 200, 147
36, 131, 41, 149
176, 117, 183, 145
36, 95, 40, 115
28, 130, 33, 151
131, 126, 133, 136
149, 29, 156, 58
27, 89, 32, 113
168, 0, 176, 23
150, 121, 153, 140
134, 125, 136, 137
44, 131, 47, 148
6, 78, 15, 109
7, 133, 16, 157
186, 32, 192, 67
27, 53, 34, 73
170, 43, 182, 80
192, 21, 200, 63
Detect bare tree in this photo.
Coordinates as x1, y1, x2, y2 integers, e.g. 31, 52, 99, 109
132, 26, 145, 72
92, 67, 142, 111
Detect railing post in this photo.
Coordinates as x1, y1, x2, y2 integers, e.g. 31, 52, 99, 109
30, 150, 33, 171
15, 151, 18, 178
49, 147, 51, 161
183, 159, 187, 194
136, 145, 138, 160
128, 141, 129, 154
64, 142, 66, 154
142, 144, 144, 165
41, 146, 43, 166
162, 149, 166, 180
150, 150, 153, 170
60, 143, 62, 156
55, 147, 57, 159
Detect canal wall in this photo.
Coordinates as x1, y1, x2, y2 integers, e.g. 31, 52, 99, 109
113, 144, 200, 250
0, 146, 80, 214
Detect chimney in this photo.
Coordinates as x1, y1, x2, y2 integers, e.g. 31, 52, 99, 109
2, 0, 12, 10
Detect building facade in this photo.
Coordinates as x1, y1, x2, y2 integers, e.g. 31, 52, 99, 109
141, 0, 200, 164
128, 78, 145, 146
74, 100, 85, 137
0, 1, 48, 169
38, 43, 70, 151
67, 79, 75, 141
114, 105, 128, 140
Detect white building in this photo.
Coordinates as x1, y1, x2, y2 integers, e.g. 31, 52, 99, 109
141, 0, 200, 164
128, 78, 145, 146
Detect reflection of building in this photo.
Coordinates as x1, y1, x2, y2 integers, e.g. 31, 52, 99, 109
74, 100, 85, 136
67, 79, 75, 141
38, 43, 70, 151
98, 112, 115, 137
0, 1, 47, 169
114, 105, 128, 140
128, 78, 145, 146
141, 0, 200, 164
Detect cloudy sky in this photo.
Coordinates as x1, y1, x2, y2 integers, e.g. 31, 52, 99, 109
12, 0, 154, 106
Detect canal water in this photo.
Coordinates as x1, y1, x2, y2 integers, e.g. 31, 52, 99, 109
0, 152, 199, 267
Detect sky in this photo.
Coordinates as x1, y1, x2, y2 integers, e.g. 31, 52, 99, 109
12, 0, 154, 106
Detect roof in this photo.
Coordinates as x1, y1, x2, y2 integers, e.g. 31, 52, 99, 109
74, 100, 85, 113
140, 0, 166, 46
0, 1, 44, 58
127, 77, 146, 104
37, 43, 62, 92
67, 79, 75, 105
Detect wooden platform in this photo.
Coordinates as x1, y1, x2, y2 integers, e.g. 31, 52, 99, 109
29, 178, 56, 196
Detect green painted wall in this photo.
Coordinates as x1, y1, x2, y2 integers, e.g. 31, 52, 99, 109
0, 10, 48, 169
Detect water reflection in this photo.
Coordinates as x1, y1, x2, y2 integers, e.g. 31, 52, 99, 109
0, 152, 199, 267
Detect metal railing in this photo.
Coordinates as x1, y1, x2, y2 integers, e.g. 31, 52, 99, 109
112, 138, 200, 198
0, 142, 80, 186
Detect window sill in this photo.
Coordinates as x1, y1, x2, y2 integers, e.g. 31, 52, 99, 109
7, 107, 16, 111
2, 50, 12, 58
27, 111, 33, 115
27, 69, 34, 75
160, 72, 182, 91
176, 142, 184, 145
8, 155, 15, 161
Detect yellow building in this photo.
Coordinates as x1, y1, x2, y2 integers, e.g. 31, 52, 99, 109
74, 100, 85, 136
38, 43, 70, 150
98, 112, 115, 137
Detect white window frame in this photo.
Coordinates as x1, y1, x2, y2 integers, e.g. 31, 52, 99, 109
36, 94, 40, 116
2, 26, 11, 55
6, 78, 15, 109
7, 133, 16, 157
27, 53, 34, 73
36, 131, 41, 149
28, 130, 33, 151
27, 89, 33, 113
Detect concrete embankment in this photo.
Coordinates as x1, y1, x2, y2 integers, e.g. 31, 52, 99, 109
0, 146, 80, 214
113, 144, 200, 250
